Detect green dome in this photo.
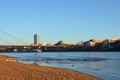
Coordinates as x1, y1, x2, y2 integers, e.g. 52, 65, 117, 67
55, 40, 67, 45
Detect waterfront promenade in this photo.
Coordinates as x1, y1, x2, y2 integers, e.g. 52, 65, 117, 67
0, 55, 101, 80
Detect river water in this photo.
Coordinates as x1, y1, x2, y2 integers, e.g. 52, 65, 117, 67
0, 52, 120, 80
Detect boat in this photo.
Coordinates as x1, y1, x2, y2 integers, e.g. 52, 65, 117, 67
32, 49, 41, 52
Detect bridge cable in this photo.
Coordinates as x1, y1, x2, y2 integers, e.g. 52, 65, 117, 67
0, 37, 13, 45
0, 30, 28, 45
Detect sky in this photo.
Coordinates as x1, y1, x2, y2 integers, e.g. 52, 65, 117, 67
0, 0, 120, 45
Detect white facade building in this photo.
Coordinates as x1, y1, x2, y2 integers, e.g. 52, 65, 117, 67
102, 39, 117, 47
84, 41, 96, 47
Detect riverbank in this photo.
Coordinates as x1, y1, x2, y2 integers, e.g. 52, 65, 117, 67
0, 55, 101, 80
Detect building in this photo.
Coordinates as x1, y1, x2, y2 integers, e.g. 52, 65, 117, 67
34, 34, 39, 45
90, 39, 104, 44
84, 39, 104, 47
84, 41, 96, 47
55, 40, 69, 47
102, 39, 117, 47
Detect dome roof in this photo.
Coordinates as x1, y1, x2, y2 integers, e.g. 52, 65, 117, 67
55, 40, 67, 45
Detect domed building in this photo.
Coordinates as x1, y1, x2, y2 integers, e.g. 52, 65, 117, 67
55, 40, 68, 46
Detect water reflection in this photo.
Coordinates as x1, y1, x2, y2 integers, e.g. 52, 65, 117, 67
17, 52, 109, 66
90, 52, 104, 71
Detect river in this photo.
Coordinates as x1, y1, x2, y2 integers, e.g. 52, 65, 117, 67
0, 52, 120, 80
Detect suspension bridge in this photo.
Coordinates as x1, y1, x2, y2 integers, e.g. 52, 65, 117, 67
0, 30, 41, 52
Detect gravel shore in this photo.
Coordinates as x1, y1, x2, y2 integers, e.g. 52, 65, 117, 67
0, 55, 101, 80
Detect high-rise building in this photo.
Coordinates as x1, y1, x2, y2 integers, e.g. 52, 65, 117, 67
34, 34, 39, 45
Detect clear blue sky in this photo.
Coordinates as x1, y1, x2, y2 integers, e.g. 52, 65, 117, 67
0, 0, 120, 44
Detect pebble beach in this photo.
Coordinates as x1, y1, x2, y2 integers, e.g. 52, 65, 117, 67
0, 55, 101, 80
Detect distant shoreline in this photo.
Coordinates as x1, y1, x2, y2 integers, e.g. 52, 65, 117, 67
0, 43, 120, 52
0, 50, 120, 53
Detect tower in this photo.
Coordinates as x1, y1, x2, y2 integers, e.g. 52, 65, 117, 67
34, 34, 39, 45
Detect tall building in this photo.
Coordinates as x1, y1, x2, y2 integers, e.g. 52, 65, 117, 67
34, 34, 39, 45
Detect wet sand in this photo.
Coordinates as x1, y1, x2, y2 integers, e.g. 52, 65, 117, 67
0, 55, 101, 80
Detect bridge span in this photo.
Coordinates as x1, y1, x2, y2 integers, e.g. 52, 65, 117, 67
0, 45, 41, 52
